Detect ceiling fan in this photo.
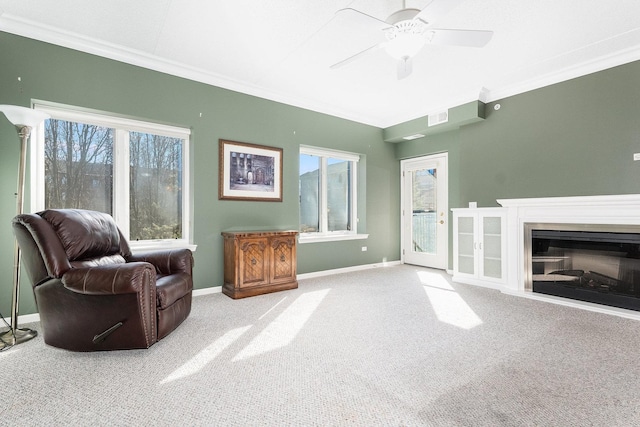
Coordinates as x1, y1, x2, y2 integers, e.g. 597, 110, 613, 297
330, 0, 493, 79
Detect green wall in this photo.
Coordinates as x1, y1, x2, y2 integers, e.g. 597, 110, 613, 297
0, 32, 400, 317
4, 29, 640, 319
397, 60, 640, 207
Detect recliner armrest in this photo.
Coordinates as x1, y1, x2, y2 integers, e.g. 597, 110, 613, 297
62, 262, 156, 295
128, 249, 193, 276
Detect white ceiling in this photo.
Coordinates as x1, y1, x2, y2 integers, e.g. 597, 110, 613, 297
2, 0, 640, 128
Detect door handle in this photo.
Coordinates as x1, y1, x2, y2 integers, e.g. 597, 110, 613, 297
439, 220, 445, 225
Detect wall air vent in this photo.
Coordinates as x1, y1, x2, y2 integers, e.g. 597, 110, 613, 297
428, 110, 449, 127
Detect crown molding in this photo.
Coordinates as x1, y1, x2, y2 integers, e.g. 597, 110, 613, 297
3, 11, 640, 129
0, 13, 380, 127
483, 29, 640, 103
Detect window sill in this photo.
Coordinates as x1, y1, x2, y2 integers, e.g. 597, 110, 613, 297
130, 241, 197, 253
298, 233, 369, 244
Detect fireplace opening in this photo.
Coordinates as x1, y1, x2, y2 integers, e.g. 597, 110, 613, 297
528, 225, 640, 311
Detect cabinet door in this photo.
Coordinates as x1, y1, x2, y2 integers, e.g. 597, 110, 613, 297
480, 215, 503, 280
239, 238, 269, 287
455, 215, 476, 276
270, 236, 296, 284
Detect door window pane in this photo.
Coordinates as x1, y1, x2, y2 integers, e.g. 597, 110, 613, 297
44, 119, 113, 213
129, 131, 183, 240
412, 168, 437, 254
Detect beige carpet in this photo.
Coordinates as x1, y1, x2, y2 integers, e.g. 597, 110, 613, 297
1, 265, 640, 426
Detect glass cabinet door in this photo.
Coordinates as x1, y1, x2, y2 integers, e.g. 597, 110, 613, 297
481, 216, 503, 279
456, 216, 476, 275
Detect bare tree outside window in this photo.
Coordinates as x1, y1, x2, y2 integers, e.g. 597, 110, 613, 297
44, 119, 113, 213
37, 106, 191, 247
44, 120, 184, 241
129, 132, 183, 240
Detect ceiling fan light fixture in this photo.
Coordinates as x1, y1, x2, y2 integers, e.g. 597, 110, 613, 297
384, 19, 426, 59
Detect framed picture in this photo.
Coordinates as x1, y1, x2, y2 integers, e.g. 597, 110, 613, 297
219, 139, 283, 201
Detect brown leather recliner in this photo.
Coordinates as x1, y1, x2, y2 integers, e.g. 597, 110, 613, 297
12, 209, 194, 351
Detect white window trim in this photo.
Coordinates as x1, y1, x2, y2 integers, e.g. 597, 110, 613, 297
32, 101, 195, 252
299, 145, 367, 244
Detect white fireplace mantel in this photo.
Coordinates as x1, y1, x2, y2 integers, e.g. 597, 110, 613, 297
496, 194, 640, 320
498, 194, 640, 222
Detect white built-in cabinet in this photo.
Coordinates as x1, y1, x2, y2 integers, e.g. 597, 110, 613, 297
452, 207, 507, 288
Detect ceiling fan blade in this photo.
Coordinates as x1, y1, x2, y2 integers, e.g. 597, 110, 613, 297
397, 56, 413, 80
330, 43, 381, 69
326, 8, 389, 70
427, 29, 493, 47
334, 8, 390, 28
415, 0, 465, 25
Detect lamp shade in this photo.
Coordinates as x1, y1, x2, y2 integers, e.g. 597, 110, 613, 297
0, 105, 50, 128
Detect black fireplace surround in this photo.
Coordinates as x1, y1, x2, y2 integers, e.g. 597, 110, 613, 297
529, 226, 640, 311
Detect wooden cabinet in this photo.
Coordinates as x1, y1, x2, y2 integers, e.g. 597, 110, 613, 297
222, 230, 298, 299
452, 208, 507, 289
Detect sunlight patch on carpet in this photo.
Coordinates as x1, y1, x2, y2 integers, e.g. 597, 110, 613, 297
233, 288, 330, 361
161, 325, 252, 384
259, 296, 288, 320
418, 271, 483, 330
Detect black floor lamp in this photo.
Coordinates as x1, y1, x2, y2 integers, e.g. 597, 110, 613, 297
0, 105, 50, 350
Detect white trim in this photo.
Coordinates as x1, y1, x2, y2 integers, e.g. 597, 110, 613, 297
10, 262, 402, 325
298, 233, 368, 244
193, 286, 222, 297
494, 194, 640, 321
0, 13, 381, 127
299, 145, 361, 162
400, 153, 449, 269
4, 13, 640, 128
33, 101, 190, 138
497, 193, 640, 208
113, 128, 130, 237
9, 313, 41, 325
485, 44, 640, 106
31, 102, 193, 248
130, 241, 197, 253
297, 260, 402, 280
299, 145, 360, 237
503, 289, 640, 323
9, 286, 219, 325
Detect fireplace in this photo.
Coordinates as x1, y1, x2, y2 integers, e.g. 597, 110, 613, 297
495, 194, 640, 319
524, 223, 640, 311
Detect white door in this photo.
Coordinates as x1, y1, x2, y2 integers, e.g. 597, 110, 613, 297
401, 153, 448, 269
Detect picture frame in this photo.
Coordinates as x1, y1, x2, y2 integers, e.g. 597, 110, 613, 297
218, 139, 283, 201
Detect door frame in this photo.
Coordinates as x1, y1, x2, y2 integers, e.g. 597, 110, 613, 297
400, 152, 449, 269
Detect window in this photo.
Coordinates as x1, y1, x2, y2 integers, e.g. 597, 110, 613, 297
32, 102, 193, 251
299, 145, 366, 243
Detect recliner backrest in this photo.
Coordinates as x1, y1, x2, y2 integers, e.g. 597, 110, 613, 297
39, 209, 129, 266
13, 209, 133, 284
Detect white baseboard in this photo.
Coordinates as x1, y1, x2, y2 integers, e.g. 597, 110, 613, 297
4, 287, 223, 325
193, 286, 222, 297
6, 312, 41, 325
504, 289, 640, 322
297, 260, 402, 280
6, 261, 402, 325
